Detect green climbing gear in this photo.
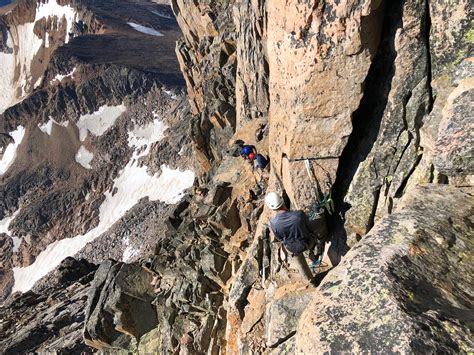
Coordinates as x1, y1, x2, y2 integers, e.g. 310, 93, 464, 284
304, 159, 335, 215
316, 189, 335, 215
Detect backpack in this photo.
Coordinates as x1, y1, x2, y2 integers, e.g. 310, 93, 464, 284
255, 154, 268, 169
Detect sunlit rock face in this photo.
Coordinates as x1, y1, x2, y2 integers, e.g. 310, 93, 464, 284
1, 0, 473, 353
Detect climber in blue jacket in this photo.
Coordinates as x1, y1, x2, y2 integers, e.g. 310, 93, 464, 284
240, 144, 256, 160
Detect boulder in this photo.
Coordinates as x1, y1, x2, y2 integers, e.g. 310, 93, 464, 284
54, 257, 96, 285
83, 260, 157, 351
296, 184, 474, 353
265, 287, 315, 348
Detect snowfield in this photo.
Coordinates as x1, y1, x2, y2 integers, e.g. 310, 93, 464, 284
0, 0, 77, 112
127, 22, 164, 37
77, 104, 127, 141
0, 126, 26, 175
0, 36, 16, 113
12, 118, 195, 293
75, 145, 94, 169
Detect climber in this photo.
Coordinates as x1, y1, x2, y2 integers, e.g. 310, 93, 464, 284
249, 152, 270, 195
249, 152, 269, 171
240, 144, 256, 161
265, 192, 319, 283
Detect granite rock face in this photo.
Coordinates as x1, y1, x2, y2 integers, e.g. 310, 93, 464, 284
297, 184, 473, 353
433, 72, 474, 178
341, 0, 432, 245
267, 0, 384, 210
1, 0, 473, 353
171, 0, 238, 174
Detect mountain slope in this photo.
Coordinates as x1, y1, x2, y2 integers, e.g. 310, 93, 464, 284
0, 0, 193, 302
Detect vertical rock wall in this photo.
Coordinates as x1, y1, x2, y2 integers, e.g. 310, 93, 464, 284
171, 0, 237, 175
342, 0, 432, 245
171, 0, 270, 176
267, 0, 384, 211
234, 0, 269, 128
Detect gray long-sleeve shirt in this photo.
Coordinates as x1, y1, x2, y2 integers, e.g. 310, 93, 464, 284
269, 210, 312, 255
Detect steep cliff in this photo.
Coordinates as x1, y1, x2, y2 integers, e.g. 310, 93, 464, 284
1, 0, 472, 353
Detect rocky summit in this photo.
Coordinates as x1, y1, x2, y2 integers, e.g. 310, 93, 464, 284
0, 0, 472, 353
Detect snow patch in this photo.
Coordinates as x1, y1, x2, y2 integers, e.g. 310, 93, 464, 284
127, 119, 168, 157
0, 210, 19, 235
12, 236, 23, 253
127, 22, 163, 37
77, 104, 126, 141
75, 145, 94, 169
34, 75, 43, 89
122, 236, 139, 262
51, 67, 76, 84
0, 49, 15, 113
35, 0, 77, 44
151, 10, 173, 19
38, 118, 68, 135
12, 21, 43, 99
38, 119, 55, 135
12, 118, 195, 293
0, 210, 22, 253
162, 89, 177, 99
0, 126, 26, 175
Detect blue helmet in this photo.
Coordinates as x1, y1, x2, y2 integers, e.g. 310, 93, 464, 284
241, 146, 252, 156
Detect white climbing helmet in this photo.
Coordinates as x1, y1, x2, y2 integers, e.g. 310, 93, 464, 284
265, 192, 284, 210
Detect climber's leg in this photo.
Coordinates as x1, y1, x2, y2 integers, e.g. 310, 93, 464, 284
291, 253, 313, 281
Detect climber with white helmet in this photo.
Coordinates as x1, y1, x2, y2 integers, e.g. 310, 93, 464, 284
265, 192, 319, 282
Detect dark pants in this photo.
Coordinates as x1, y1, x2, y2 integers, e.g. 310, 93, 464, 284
290, 234, 321, 282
